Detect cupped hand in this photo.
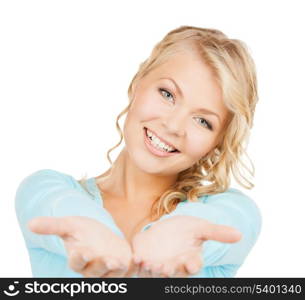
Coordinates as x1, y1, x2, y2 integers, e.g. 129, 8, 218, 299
28, 216, 133, 277
131, 215, 242, 278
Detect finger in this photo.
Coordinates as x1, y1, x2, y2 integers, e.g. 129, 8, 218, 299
141, 264, 152, 278
161, 261, 176, 278
138, 262, 152, 278
197, 221, 242, 243
68, 247, 93, 272
170, 255, 189, 278
171, 257, 192, 278
103, 266, 128, 278
124, 262, 138, 278
27, 216, 73, 238
150, 263, 164, 278
137, 263, 145, 278
128, 256, 143, 277
183, 253, 203, 275
143, 262, 160, 278
131, 255, 143, 277
81, 256, 113, 278
174, 267, 189, 278
132, 262, 142, 278
161, 253, 194, 278
103, 260, 129, 278
133, 254, 142, 265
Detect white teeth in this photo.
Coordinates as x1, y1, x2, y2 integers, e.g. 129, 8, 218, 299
146, 129, 176, 152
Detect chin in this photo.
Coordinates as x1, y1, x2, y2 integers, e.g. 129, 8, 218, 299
135, 155, 166, 174
128, 148, 170, 174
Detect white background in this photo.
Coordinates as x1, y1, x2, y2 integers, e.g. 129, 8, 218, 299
1, 0, 304, 277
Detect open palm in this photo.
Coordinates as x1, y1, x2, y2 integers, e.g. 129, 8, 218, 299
28, 216, 133, 277
131, 215, 242, 277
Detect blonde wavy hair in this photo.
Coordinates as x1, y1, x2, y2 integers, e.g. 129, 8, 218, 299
79, 25, 258, 222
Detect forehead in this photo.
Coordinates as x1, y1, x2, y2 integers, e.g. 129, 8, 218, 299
148, 50, 221, 96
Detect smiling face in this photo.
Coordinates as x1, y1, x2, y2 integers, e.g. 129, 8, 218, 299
123, 49, 230, 176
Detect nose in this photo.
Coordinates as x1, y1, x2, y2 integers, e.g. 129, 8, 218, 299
161, 109, 187, 137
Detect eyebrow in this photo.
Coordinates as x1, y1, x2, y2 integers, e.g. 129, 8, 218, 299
159, 77, 221, 123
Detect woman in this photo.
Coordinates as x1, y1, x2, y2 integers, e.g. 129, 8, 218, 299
15, 25, 262, 278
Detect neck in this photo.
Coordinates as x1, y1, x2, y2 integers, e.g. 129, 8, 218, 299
97, 147, 178, 205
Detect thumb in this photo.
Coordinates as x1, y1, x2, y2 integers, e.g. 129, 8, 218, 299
27, 216, 73, 238
196, 221, 242, 243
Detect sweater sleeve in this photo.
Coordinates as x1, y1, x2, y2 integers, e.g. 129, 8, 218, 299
158, 188, 262, 275
14, 169, 120, 258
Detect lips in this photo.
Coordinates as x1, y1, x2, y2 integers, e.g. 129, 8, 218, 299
143, 128, 180, 157
144, 127, 180, 152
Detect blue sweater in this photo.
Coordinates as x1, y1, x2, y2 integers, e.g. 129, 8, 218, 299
15, 169, 262, 278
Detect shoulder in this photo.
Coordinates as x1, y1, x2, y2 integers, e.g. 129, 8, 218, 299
17, 168, 75, 185
177, 187, 261, 220
15, 169, 80, 197
200, 187, 260, 213
201, 187, 262, 236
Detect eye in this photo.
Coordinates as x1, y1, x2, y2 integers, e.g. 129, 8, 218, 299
159, 88, 174, 103
194, 117, 213, 131
158, 88, 213, 131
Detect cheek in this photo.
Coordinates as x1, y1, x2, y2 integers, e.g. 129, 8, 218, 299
184, 130, 215, 160
123, 90, 164, 144
132, 90, 166, 120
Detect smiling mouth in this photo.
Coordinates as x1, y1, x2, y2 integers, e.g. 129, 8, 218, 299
144, 127, 180, 153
